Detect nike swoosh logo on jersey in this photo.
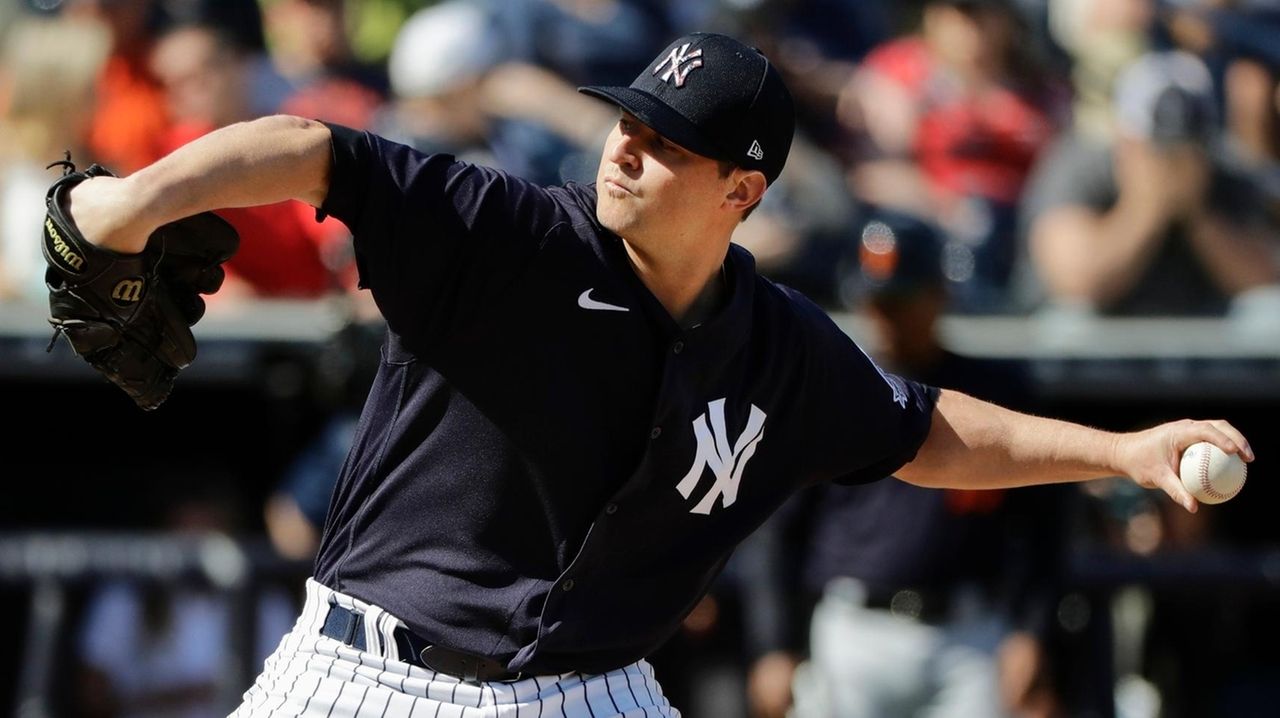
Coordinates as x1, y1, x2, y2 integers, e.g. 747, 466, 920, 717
578, 289, 630, 312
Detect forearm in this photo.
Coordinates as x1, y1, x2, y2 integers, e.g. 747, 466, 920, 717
70, 115, 333, 253
1186, 213, 1280, 294
480, 63, 615, 148
897, 390, 1253, 513
137, 115, 331, 217
896, 389, 1121, 489
1030, 202, 1169, 306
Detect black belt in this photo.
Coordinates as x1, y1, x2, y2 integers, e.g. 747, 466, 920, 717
320, 603, 522, 682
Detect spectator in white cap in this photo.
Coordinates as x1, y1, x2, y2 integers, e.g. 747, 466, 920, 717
382, 0, 619, 183
380, 0, 502, 164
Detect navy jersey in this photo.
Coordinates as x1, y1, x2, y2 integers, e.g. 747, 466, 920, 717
311, 123, 937, 676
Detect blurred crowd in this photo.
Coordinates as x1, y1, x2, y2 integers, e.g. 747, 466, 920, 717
2, 0, 1279, 317
2, 1, 1280, 717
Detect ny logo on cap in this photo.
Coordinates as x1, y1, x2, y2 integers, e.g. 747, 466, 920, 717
653, 43, 703, 87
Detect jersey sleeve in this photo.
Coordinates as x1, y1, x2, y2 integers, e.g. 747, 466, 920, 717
780, 287, 938, 486
317, 122, 572, 349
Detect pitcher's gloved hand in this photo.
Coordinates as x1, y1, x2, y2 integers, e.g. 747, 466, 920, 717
42, 156, 239, 410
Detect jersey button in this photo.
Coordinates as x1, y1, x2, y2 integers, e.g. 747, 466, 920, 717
672, 341, 685, 354
650, 426, 662, 440
605, 503, 619, 515
561, 579, 576, 592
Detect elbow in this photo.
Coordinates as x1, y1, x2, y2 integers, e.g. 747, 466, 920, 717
252, 116, 334, 208
893, 464, 949, 489
253, 114, 326, 132
893, 389, 1006, 490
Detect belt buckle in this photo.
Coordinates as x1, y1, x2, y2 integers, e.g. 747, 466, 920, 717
418, 645, 522, 683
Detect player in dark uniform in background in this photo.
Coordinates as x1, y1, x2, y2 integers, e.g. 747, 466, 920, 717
742, 213, 1064, 718
63, 33, 1250, 718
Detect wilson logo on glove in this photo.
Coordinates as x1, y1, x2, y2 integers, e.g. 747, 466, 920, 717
111, 278, 146, 305
45, 217, 85, 273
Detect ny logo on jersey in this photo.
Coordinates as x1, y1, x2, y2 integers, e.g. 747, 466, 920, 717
675, 399, 767, 514
653, 43, 704, 87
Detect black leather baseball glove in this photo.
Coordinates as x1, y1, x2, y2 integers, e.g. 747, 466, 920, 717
41, 157, 239, 410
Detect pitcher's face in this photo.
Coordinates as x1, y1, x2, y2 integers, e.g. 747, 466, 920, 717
595, 112, 735, 246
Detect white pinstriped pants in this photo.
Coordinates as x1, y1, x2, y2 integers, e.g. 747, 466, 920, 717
230, 578, 681, 718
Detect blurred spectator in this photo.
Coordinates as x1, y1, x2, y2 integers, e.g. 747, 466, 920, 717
1022, 50, 1280, 315
1158, 2, 1280, 156
158, 0, 294, 117
0, 13, 111, 303
74, 486, 295, 718
490, 0, 674, 87
379, 0, 506, 164
148, 13, 349, 298
150, 24, 254, 142
68, 0, 170, 174
706, 0, 896, 152
484, 0, 675, 184
0, 0, 16, 32
742, 212, 1065, 718
383, 1, 671, 185
1047, 0, 1154, 140
838, 0, 1061, 312
1159, 1, 1280, 233
266, 0, 387, 129
147, 0, 297, 137
727, 133, 861, 303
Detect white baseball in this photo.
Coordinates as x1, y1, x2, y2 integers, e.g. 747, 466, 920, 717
1179, 441, 1247, 505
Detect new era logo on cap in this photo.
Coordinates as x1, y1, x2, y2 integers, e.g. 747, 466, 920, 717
578, 32, 795, 185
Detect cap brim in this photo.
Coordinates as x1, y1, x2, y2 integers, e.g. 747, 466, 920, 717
579, 85, 728, 162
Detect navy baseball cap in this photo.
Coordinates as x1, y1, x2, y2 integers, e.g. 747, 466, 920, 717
1115, 51, 1217, 146
579, 32, 796, 185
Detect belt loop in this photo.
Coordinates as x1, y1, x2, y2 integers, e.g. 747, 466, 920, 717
363, 605, 387, 655
378, 610, 402, 662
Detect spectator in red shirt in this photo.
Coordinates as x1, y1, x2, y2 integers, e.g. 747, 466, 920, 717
149, 18, 349, 298
838, 0, 1061, 312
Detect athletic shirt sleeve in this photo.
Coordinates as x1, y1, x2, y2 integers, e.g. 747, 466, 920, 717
316, 121, 572, 350
779, 285, 938, 486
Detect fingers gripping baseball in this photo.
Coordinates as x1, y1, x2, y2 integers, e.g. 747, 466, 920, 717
1115, 419, 1254, 513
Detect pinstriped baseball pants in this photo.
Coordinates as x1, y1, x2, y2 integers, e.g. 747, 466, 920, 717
230, 579, 681, 718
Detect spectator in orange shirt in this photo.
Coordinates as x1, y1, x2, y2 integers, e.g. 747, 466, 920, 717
69, 0, 170, 174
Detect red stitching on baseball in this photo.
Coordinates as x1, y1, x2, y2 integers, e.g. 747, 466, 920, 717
1198, 447, 1221, 500
1198, 447, 1246, 501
